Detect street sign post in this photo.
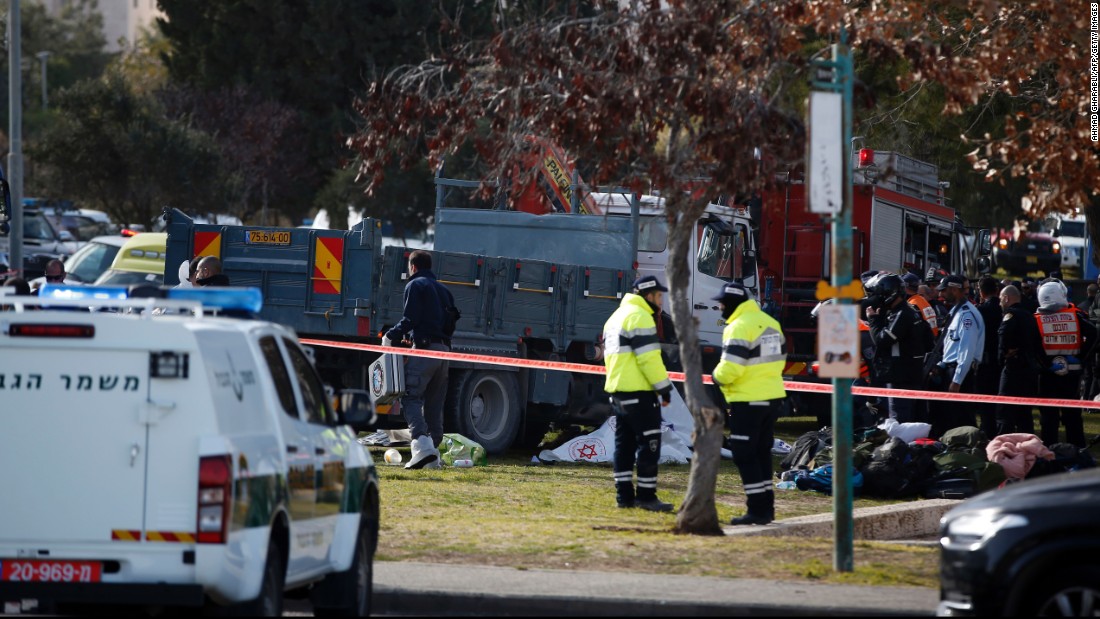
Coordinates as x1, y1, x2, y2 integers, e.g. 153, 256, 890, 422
809, 33, 856, 573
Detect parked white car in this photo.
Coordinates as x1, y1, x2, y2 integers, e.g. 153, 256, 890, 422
0, 286, 379, 616
27, 234, 128, 290
1046, 214, 1087, 271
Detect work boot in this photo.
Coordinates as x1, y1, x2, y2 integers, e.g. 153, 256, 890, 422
405, 435, 440, 470
729, 513, 772, 526
615, 481, 635, 509
634, 498, 674, 513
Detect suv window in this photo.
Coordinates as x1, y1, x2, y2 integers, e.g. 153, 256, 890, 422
67, 242, 119, 283
284, 339, 332, 425
22, 212, 57, 242
259, 335, 298, 418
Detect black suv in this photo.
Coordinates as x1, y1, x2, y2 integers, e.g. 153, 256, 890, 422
938, 468, 1100, 616
991, 229, 1061, 276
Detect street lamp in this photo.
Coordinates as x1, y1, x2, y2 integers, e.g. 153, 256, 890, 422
35, 51, 50, 111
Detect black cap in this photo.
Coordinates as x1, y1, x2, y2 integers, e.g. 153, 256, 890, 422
711, 282, 749, 301
632, 275, 668, 293
901, 273, 921, 288
936, 274, 967, 291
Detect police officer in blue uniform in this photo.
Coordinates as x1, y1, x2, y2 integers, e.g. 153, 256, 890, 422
927, 274, 985, 438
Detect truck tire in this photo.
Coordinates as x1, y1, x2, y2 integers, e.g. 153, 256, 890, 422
311, 515, 375, 617
447, 370, 521, 454
230, 537, 285, 617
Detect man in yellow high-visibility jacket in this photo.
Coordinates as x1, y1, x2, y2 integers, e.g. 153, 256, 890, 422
712, 282, 787, 525
603, 275, 674, 512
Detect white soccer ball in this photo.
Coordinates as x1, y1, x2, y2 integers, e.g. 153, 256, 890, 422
384, 448, 402, 465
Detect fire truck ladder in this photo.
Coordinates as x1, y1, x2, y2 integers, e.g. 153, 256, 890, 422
779, 185, 826, 364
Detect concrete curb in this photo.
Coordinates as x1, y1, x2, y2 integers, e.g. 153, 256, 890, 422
722, 498, 958, 540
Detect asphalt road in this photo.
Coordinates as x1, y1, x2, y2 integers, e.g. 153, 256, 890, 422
284, 560, 939, 617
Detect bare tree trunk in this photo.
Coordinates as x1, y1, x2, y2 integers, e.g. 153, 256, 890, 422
665, 198, 725, 536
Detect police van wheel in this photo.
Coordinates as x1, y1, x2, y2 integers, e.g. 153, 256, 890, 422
312, 516, 375, 617
231, 537, 284, 616
447, 370, 521, 455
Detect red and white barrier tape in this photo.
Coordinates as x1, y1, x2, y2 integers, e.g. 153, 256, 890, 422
301, 338, 1099, 410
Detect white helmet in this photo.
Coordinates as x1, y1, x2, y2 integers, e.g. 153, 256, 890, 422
1037, 280, 1068, 310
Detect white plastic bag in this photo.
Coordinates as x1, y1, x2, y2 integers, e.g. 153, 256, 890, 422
878, 417, 931, 443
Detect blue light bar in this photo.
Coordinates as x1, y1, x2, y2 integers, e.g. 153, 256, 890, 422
41, 284, 129, 300
167, 287, 264, 314
38, 284, 264, 314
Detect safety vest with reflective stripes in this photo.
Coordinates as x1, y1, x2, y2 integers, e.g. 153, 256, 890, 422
713, 299, 787, 402
603, 293, 672, 394
909, 294, 940, 337
1035, 307, 1082, 356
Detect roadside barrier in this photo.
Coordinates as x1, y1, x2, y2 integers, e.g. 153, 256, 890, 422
302, 338, 1099, 410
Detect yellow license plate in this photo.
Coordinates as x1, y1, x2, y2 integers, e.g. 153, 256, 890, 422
1026, 256, 1038, 264
245, 230, 292, 245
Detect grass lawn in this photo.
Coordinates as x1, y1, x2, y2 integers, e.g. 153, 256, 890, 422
370, 412, 1100, 588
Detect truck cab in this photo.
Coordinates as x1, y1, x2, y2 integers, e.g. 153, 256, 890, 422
586, 191, 759, 347
1045, 213, 1087, 272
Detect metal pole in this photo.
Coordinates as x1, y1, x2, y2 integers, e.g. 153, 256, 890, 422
830, 34, 855, 573
36, 50, 48, 111
8, 0, 23, 278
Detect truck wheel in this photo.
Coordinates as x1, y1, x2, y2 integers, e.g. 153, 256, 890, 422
230, 537, 285, 617
447, 370, 521, 454
312, 516, 375, 617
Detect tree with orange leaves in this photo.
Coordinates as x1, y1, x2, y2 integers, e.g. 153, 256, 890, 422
347, 0, 1098, 535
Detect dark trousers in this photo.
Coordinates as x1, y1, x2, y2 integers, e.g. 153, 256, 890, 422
1039, 371, 1086, 448
928, 364, 978, 440
885, 381, 920, 424
727, 399, 781, 519
975, 363, 1001, 438
611, 391, 662, 505
996, 366, 1037, 436
401, 343, 450, 444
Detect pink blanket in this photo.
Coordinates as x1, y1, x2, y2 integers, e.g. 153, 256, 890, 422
986, 433, 1055, 480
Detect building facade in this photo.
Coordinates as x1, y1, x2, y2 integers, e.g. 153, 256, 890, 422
38, 0, 164, 52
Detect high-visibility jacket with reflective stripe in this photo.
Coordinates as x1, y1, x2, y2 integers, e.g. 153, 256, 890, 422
603, 293, 672, 394
713, 299, 787, 402
1035, 307, 1082, 356
909, 294, 940, 336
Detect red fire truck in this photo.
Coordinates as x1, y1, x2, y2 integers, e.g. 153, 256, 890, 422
755, 149, 989, 375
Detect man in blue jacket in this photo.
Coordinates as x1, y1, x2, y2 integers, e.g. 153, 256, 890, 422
384, 250, 456, 469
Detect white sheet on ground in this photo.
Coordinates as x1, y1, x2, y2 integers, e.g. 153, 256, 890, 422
537, 389, 730, 464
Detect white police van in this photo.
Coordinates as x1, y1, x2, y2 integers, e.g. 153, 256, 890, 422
0, 285, 379, 616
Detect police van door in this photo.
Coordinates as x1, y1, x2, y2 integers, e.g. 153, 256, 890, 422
257, 334, 324, 577
0, 341, 150, 547
280, 339, 342, 569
